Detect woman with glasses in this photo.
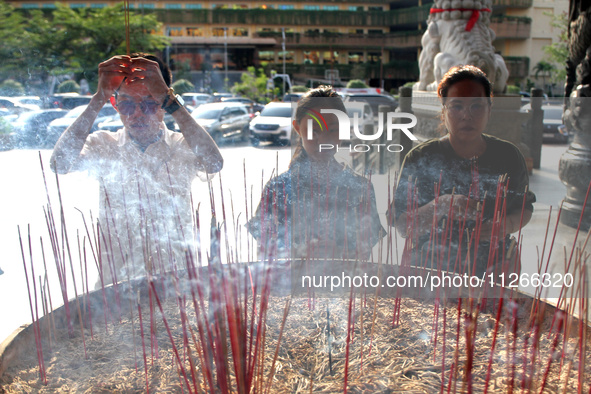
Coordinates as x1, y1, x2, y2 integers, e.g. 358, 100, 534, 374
391, 65, 535, 279
50, 54, 223, 286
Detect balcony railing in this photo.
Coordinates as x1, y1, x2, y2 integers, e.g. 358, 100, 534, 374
490, 16, 531, 39
254, 31, 422, 49
264, 61, 419, 81
153, 7, 432, 27
492, 0, 533, 8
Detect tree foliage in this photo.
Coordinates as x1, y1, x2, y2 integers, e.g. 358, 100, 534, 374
0, 78, 25, 96
347, 79, 368, 88
231, 67, 269, 103
543, 11, 568, 84
171, 79, 195, 95
533, 60, 556, 93
57, 80, 80, 93
291, 85, 308, 93
0, 2, 169, 93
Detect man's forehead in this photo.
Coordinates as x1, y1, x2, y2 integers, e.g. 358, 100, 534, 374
117, 83, 153, 99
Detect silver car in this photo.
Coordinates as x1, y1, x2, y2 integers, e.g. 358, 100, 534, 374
190, 102, 251, 143
46, 104, 118, 147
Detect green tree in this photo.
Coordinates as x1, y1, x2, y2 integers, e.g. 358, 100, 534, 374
532, 61, 556, 93
347, 79, 368, 88
174, 60, 192, 82
291, 85, 308, 93
57, 80, 80, 93
543, 11, 568, 85
2, 3, 169, 92
231, 67, 269, 103
0, 1, 27, 79
171, 79, 195, 95
0, 79, 25, 96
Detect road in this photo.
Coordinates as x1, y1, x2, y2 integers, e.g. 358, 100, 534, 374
0, 141, 577, 343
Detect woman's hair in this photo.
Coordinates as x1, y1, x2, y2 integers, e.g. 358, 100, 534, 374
437, 65, 493, 103
290, 85, 346, 166
436, 65, 492, 134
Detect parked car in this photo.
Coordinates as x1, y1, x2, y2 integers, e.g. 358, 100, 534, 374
541, 104, 569, 143
47, 93, 93, 110
190, 102, 251, 143
10, 109, 68, 148
343, 93, 398, 118
345, 101, 375, 142
283, 93, 305, 102
181, 93, 213, 110
519, 91, 549, 106
221, 97, 265, 113
0, 108, 18, 125
12, 96, 44, 110
522, 103, 569, 143
212, 92, 234, 102
97, 113, 177, 133
46, 104, 118, 147
249, 102, 293, 146
0, 97, 39, 115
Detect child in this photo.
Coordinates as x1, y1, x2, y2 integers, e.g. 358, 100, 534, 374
247, 86, 385, 261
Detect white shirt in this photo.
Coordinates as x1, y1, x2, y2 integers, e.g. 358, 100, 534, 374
76, 126, 204, 284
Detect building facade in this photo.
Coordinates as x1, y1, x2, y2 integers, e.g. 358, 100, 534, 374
10, 0, 567, 91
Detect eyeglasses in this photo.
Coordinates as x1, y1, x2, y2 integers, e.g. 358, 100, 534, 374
115, 99, 161, 116
443, 100, 490, 118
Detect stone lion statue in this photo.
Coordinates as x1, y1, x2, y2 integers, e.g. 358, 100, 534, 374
416, 0, 509, 93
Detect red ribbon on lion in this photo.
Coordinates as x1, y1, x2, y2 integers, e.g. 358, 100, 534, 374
429, 8, 492, 31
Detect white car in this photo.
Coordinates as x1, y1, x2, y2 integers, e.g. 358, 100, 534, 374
249, 102, 293, 146
181, 93, 212, 110
345, 101, 375, 140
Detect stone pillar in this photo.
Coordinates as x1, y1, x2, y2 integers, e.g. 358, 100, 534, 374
530, 88, 544, 169
559, 90, 591, 231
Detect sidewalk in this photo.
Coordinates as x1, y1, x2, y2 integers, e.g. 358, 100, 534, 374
519, 144, 590, 299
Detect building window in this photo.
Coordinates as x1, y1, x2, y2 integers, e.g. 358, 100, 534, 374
212, 27, 226, 37
348, 52, 363, 64
258, 51, 275, 62
232, 28, 248, 37
21, 3, 39, 8
278, 51, 295, 63
303, 5, 320, 11
323, 51, 339, 63
213, 3, 247, 9
304, 51, 320, 64
90, 3, 106, 8
368, 6, 383, 11
186, 27, 203, 36
167, 27, 183, 37
278, 5, 294, 10
323, 5, 339, 11
186, 4, 202, 9
139, 3, 155, 9
368, 52, 382, 63
368, 29, 383, 35
70, 3, 86, 8
349, 6, 363, 11
348, 29, 364, 34
165, 3, 182, 9
42, 3, 56, 8
305, 29, 320, 36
